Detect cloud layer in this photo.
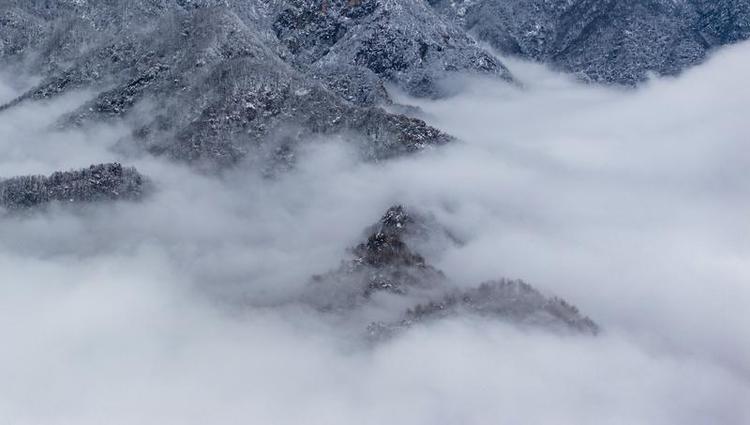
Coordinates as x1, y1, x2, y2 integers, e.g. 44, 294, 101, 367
1, 42, 749, 424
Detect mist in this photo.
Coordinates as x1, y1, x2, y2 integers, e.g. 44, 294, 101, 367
1, 41, 749, 424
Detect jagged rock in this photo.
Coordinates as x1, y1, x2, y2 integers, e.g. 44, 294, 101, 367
431, 0, 750, 85
0, 163, 146, 211
308, 205, 598, 337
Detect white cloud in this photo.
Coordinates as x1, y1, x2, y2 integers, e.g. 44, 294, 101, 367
0, 42, 749, 424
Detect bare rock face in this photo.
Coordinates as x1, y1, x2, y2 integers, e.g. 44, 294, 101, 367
431, 0, 750, 85
0, 163, 147, 211
307, 205, 599, 338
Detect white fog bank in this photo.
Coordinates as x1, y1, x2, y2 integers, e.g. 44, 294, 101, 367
1, 42, 749, 424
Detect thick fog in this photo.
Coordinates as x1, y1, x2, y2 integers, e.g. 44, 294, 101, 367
1, 41, 749, 424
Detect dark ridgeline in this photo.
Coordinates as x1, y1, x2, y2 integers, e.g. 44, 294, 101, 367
430, 0, 750, 85
0, 163, 146, 210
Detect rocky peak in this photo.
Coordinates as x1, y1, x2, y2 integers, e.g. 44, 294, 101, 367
308, 205, 598, 338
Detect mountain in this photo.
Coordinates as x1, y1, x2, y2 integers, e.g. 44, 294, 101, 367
431, 0, 750, 85
1, 3, 465, 169
0, 1, 518, 170
306, 206, 598, 338
270, 0, 513, 101
5, 0, 745, 170
7, 0, 744, 338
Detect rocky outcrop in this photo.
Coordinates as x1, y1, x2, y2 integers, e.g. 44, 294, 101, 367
0, 163, 146, 211
307, 205, 599, 338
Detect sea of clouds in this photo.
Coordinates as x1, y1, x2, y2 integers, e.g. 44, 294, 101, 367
0, 41, 748, 424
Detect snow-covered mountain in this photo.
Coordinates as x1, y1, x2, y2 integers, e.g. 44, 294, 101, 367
431, 0, 750, 84
4, 0, 747, 167
307, 206, 598, 338
1, 1, 468, 168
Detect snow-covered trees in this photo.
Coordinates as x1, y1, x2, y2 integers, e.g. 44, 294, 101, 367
0, 163, 146, 210
307, 205, 598, 338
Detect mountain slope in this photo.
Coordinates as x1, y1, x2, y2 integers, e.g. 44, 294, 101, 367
271, 0, 513, 101
432, 0, 750, 84
307, 206, 598, 338
0, 2, 469, 169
